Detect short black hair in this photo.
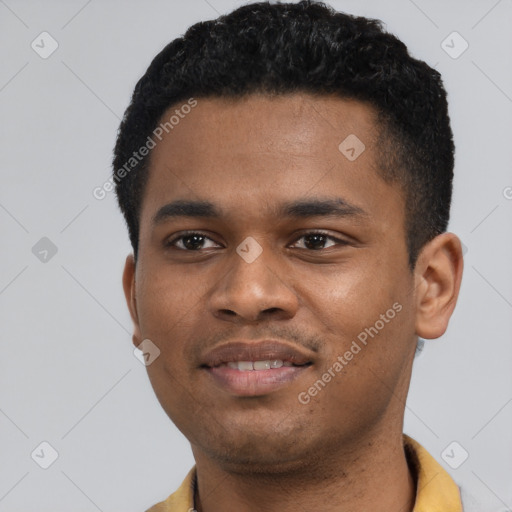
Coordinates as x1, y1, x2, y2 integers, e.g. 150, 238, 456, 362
113, 0, 454, 269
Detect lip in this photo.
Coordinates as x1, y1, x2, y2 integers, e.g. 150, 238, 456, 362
200, 339, 314, 368
206, 365, 311, 396
200, 340, 315, 397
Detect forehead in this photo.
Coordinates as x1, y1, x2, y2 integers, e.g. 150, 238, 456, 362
153, 93, 378, 163
139, 93, 403, 233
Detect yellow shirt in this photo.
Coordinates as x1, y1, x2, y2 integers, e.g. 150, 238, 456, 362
146, 434, 462, 512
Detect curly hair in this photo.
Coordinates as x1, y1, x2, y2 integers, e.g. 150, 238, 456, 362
112, 0, 454, 269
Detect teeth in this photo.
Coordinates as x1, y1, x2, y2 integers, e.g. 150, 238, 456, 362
237, 361, 254, 371
225, 359, 290, 371
253, 361, 271, 370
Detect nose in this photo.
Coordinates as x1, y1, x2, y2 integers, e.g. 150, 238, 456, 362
208, 242, 299, 323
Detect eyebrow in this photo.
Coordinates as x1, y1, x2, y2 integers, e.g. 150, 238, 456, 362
152, 197, 368, 226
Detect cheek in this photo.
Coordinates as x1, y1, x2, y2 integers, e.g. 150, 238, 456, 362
303, 300, 414, 434
137, 269, 205, 424
135, 267, 207, 383
302, 261, 398, 336
137, 263, 199, 334
303, 260, 414, 374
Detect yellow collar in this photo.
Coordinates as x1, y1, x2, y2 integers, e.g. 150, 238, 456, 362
403, 434, 462, 511
147, 434, 462, 512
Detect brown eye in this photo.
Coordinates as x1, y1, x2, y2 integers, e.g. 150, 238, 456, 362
291, 232, 347, 250
166, 232, 220, 251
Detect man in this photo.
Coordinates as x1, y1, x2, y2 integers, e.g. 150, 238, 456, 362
113, 1, 474, 510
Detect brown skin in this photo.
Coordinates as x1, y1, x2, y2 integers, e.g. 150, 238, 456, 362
123, 93, 463, 512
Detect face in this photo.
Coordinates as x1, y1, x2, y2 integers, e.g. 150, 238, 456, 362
124, 93, 421, 474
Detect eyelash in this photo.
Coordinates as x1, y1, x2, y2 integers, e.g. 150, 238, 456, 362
165, 230, 348, 251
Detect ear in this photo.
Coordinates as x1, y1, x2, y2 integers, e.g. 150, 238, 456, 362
414, 232, 464, 339
122, 254, 143, 348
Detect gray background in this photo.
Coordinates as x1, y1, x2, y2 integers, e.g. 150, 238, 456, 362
1, 0, 511, 510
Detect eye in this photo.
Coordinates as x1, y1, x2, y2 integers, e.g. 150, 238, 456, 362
290, 231, 348, 251
166, 231, 220, 251
166, 230, 348, 252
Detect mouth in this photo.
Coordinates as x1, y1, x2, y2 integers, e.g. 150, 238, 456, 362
200, 340, 315, 396
215, 359, 312, 371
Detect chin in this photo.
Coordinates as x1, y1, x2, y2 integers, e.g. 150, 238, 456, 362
195, 429, 319, 473
210, 450, 314, 476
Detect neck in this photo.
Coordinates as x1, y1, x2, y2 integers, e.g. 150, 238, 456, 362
192, 429, 416, 512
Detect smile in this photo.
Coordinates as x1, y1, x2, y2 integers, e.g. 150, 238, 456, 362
219, 360, 307, 371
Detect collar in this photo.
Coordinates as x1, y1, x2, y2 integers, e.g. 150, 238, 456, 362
403, 434, 462, 511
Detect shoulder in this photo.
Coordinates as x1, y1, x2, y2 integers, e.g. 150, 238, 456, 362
144, 467, 197, 512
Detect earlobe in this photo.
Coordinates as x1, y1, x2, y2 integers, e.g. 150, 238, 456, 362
122, 254, 143, 348
414, 232, 464, 340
